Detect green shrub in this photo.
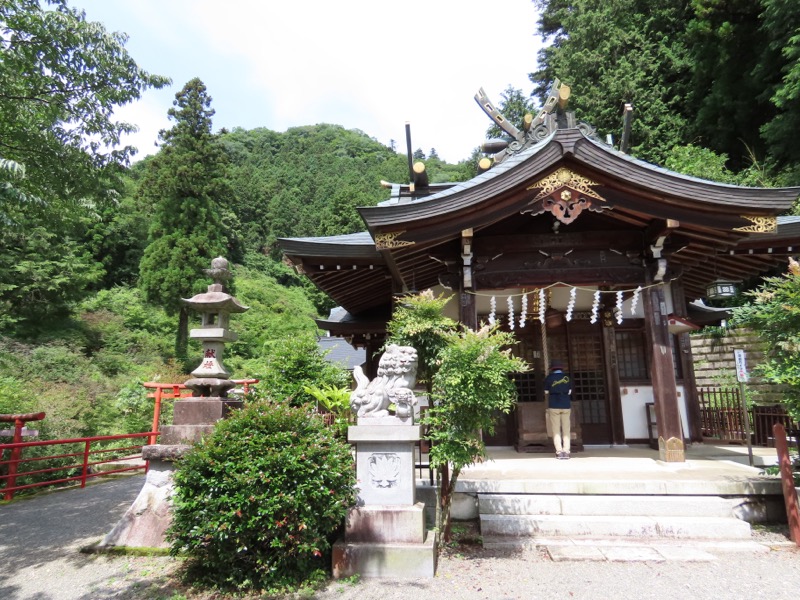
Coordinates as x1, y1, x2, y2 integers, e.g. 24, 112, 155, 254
251, 335, 350, 406
168, 398, 357, 593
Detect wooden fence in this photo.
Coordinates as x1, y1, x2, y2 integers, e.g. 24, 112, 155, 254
698, 386, 799, 446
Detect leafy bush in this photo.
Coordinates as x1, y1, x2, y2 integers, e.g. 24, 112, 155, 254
249, 335, 350, 406
169, 398, 357, 593
732, 258, 800, 418
303, 384, 353, 438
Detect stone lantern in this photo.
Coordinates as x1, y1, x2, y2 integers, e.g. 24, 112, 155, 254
160, 256, 249, 445
183, 256, 248, 399
101, 256, 249, 549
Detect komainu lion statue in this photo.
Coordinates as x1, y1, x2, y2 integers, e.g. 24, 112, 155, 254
350, 344, 418, 420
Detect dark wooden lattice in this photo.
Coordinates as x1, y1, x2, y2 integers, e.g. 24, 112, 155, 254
514, 372, 538, 402
568, 333, 607, 426
615, 331, 648, 380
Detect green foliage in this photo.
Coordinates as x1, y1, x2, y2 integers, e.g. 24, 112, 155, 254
386, 290, 458, 387
485, 85, 536, 140
532, 0, 692, 164
221, 125, 411, 258
138, 78, 230, 314
303, 384, 353, 438
168, 399, 357, 593
249, 335, 350, 406
533, 0, 800, 181
427, 325, 528, 474
664, 144, 771, 186
0, 224, 103, 332
224, 264, 320, 364
0, 376, 32, 415
731, 259, 800, 417
0, 0, 169, 217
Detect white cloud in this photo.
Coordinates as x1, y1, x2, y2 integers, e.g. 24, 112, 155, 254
74, 0, 541, 163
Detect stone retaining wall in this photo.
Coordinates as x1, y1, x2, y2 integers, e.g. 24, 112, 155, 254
690, 328, 786, 404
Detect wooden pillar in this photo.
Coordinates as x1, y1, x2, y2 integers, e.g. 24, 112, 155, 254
364, 336, 383, 380
601, 318, 625, 445
460, 291, 477, 330
671, 280, 703, 442
642, 283, 685, 462
459, 228, 477, 330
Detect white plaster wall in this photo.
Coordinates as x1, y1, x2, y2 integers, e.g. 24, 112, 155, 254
619, 384, 689, 441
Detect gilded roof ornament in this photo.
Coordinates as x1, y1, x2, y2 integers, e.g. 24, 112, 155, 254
523, 168, 608, 225
528, 168, 606, 203
733, 216, 777, 233
375, 231, 415, 250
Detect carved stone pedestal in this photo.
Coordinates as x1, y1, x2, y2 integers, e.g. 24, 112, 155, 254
332, 419, 436, 578
98, 444, 189, 549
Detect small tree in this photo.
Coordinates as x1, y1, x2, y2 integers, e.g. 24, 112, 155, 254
731, 258, 800, 418
386, 290, 457, 389
386, 291, 527, 543
429, 325, 527, 540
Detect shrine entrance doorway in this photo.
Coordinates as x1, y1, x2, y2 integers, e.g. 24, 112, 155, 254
547, 323, 611, 445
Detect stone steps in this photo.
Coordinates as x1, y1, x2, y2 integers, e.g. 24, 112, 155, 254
478, 492, 755, 555
481, 535, 770, 561
480, 513, 752, 540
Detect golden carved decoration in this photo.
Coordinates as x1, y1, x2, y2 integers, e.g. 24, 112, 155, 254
524, 168, 608, 225
374, 231, 415, 250
527, 167, 606, 203
733, 215, 777, 233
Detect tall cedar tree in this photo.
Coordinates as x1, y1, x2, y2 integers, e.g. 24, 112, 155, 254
139, 78, 229, 359
531, 0, 692, 165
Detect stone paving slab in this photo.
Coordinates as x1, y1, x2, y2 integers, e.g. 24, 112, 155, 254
547, 545, 605, 561
546, 543, 720, 562
655, 546, 716, 561
601, 545, 665, 562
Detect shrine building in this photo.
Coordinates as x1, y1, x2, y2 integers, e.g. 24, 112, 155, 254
279, 84, 800, 462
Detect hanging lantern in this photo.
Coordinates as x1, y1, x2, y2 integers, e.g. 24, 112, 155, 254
706, 279, 737, 300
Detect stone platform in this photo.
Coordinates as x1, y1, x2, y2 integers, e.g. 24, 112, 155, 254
441, 444, 791, 560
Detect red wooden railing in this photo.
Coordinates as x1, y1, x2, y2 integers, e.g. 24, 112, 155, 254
0, 379, 260, 500
0, 431, 154, 501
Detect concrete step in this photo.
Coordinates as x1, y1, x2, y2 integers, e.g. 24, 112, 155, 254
481, 535, 771, 561
479, 493, 739, 518
480, 514, 752, 540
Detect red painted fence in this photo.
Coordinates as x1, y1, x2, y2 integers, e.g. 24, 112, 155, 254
0, 431, 154, 501
1, 379, 259, 501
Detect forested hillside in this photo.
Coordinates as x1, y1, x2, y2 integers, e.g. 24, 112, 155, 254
531, 0, 800, 186
4, 0, 800, 442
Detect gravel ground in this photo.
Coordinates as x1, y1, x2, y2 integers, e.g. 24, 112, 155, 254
2, 476, 799, 600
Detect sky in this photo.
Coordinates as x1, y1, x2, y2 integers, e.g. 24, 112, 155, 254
71, 0, 543, 164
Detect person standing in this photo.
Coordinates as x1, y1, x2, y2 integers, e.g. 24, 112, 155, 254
544, 361, 573, 459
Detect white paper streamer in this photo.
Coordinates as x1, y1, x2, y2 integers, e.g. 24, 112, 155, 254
488, 295, 496, 325
520, 293, 528, 328
590, 290, 601, 324
507, 296, 515, 330
566, 287, 577, 322
616, 290, 624, 324
631, 286, 642, 316
538, 288, 546, 324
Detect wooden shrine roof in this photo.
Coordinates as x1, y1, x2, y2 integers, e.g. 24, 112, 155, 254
279, 128, 800, 317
